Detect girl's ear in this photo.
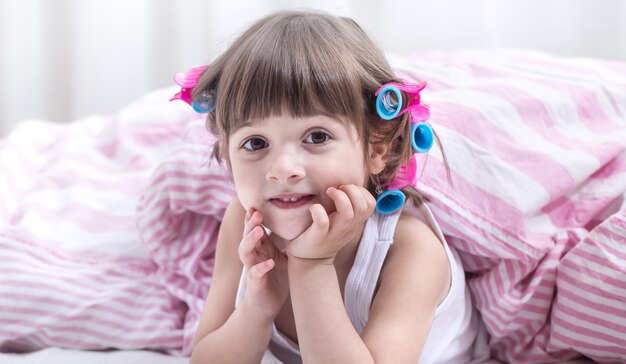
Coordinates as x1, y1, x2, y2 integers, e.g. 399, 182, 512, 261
368, 142, 390, 174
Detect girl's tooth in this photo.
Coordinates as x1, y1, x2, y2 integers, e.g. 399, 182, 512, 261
281, 197, 301, 202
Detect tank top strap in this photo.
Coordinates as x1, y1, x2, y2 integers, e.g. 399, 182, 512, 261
344, 210, 402, 334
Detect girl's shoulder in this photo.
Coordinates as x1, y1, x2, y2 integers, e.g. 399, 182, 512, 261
393, 202, 452, 266
380, 210, 451, 305
392, 212, 449, 262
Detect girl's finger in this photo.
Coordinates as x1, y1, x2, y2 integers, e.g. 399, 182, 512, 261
364, 187, 377, 209
242, 209, 254, 238
241, 210, 265, 258
327, 186, 354, 220
249, 259, 275, 279
243, 209, 261, 236
338, 184, 370, 217
238, 226, 264, 266
308, 203, 330, 235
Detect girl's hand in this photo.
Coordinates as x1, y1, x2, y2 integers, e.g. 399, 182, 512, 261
286, 184, 376, 263
239, 208, 289, 319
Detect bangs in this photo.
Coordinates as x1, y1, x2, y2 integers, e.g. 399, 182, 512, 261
214, 13, 367, 134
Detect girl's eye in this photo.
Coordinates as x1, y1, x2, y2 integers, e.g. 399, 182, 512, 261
304, 131, 331, 144
242, 137, 268, 151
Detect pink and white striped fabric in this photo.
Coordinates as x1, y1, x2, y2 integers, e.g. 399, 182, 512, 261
0, 49, 625, 363
0, 89, 233, 355
392, 50, 626, 363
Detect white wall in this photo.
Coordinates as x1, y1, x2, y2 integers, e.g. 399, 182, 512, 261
1, 0, 625, 136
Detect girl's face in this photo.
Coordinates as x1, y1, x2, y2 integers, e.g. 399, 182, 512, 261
228, 115, 373, 241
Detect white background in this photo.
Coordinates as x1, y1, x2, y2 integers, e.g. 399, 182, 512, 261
1, 0, 625, 135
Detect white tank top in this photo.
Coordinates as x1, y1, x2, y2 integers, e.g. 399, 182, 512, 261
236, 203, 482, 364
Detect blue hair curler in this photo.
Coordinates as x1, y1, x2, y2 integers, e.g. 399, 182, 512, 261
192, 100, 216, 113
376, 85, 403, 120
375, 189, 406, 215
410, 122, 434, 153
191, 90, 216, 113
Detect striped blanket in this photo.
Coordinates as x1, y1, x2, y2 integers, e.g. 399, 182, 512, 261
1, 49, 625, 363
0, 93, 233, 355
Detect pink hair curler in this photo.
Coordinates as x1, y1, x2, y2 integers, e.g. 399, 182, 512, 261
170, 65, 214, 113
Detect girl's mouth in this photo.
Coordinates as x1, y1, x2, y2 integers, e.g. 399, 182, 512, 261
269, 194, 314, 209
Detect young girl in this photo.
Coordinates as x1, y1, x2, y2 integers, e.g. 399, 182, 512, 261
180, 10, 482, 364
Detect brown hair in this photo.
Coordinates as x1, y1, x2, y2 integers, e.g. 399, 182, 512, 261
193, 10, 447, 208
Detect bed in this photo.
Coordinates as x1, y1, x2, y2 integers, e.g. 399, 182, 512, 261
1, 49, 625, 363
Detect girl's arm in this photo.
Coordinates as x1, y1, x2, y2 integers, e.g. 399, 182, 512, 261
289, 213, 450, 363
288, 258, 374, 363
360, 215, 451, 361
190, 198, 275, 364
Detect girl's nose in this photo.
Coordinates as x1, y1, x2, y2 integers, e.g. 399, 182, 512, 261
266, 149, 305, 182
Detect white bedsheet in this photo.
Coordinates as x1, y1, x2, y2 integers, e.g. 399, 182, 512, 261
0, 348, 188, 364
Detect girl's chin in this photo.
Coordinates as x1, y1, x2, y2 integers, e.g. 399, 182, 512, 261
264, 217, 312, 242
270, 226, 308, 242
